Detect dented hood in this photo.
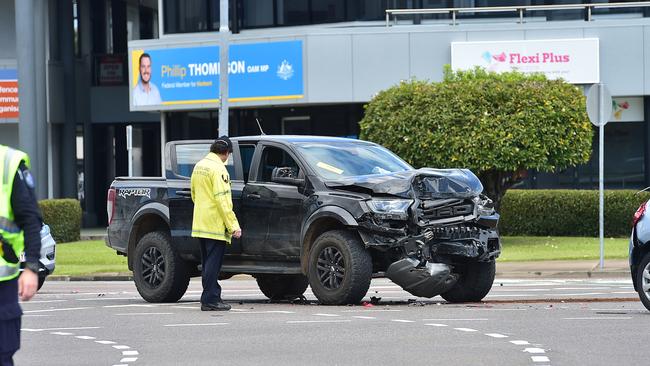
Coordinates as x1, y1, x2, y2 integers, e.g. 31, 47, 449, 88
324, 168, 483, 199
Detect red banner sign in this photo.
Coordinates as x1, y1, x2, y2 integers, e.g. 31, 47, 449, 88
0, 80, 19, 119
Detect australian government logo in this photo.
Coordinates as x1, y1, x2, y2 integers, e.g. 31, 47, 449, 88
277, 60, 294, 80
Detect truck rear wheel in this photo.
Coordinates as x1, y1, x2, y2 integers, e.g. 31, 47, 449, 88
440, 260, 495, 303
133, 231, 190, 303
256, 274, 309, 301
307, 230, 372, 305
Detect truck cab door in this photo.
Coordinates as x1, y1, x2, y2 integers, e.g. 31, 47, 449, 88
241, 144, 306, 258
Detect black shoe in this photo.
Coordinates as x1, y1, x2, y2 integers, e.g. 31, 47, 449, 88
201, 302, 231, 311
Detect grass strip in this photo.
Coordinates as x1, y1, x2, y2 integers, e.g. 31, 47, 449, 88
498, 236, 629, 262
51, 237, 631, 276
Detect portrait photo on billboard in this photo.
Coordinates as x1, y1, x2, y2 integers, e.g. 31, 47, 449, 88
131, 51, 162, 107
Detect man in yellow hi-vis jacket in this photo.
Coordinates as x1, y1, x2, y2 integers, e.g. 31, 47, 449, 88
191, 136, 241, 311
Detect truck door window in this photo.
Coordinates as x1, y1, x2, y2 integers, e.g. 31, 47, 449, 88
258, 146, 300, 182
239, 144, 256, 182
175, 143, 234, 178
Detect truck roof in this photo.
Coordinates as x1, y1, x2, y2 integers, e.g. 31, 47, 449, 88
233, 135, 374, 145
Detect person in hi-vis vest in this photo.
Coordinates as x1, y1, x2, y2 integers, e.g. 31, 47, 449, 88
0, 145, 42, 366
191, 136, 242, 311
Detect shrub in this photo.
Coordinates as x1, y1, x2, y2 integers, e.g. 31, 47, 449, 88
499, 190, 650, 237
360, 67, 593, 210
38, 199, 81, 243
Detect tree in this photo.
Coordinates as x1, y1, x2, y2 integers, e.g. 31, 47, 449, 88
359, 67, 593, 210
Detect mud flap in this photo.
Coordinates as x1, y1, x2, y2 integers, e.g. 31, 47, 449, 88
385, 258, 457, 298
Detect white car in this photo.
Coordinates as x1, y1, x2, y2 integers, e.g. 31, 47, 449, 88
20, 224, 56, 290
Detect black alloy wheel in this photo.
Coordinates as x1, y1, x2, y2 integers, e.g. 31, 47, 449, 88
133, 231, 190, 303
307, 230, 372, 305
317, 246, 345, 290
141, 246, 165, 288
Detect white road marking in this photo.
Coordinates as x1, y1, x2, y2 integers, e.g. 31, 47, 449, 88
543, 292, 605, 296
423, 318, 488, 321
51, 332, 73, 336
352, 316, 376, 320
172, 306, 199, 309
24, 307, 92, 313
112, 364, 128, 366
96, 340, 117, 345
563, 317, 632, 320
485, 333, 508, 338
114, 312, 174, 316
76, 336, 96, 340
612, 291, 636, 294
484, 294, 537, 297
510, 340, 530, 345
454, 328, 478, 332
465, 308, 525, 311
22, 327, 101, 332
286, 320, 352, 324
113, 345, 130, 350
21, 299, 67, 304
523, 348, 546, 354
164, 323, 229, 327
313, 313, 339, 317
228, 311, 295, 314
120, 357, 138, 363
122, 351, 139, 356
22, 315, 52, 318
531, 356, 550, 362
78, 297, 141, 301
103, 304, 156, 308
425, 323, 448, 327
341, 309, 402, 313
391, 319, 415, 323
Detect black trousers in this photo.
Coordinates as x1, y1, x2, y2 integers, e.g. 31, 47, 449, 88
0, 279, 21, 366
199, 238, 227, 305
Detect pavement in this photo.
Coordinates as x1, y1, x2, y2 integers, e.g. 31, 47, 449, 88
54, 228, 630, 282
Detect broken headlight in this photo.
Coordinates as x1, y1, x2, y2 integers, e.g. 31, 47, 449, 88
473, 195, 495, 216
367, 199, 413, 220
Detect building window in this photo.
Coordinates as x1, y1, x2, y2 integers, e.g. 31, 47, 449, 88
164, 0, 220, 34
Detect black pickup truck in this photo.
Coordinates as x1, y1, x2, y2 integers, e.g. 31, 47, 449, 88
106, 136, 500, 305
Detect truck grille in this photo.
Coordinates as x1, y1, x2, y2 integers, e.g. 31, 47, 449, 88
428, 225, 480, 240
418, 198, 474, 221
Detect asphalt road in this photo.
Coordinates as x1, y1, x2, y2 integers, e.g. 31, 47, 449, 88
14, 277, 647, 366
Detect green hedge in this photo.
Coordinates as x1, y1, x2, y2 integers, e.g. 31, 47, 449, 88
38, 199, 81, 243
499, 190, 650, 237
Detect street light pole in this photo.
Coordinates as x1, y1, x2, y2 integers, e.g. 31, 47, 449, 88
218, 0, 230, 137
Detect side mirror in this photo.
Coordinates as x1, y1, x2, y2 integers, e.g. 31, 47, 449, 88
271, 167, 304, 186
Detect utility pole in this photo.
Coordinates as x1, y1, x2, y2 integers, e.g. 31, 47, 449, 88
218, 0, 230, 137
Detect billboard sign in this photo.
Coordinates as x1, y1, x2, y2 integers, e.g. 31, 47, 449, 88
129, 40, 304, 111
451, 38, 599, 84
0, 69, 19, 120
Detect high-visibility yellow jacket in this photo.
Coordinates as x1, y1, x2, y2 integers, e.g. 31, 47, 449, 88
190, 152, 240, 243
0, 145, 29, 281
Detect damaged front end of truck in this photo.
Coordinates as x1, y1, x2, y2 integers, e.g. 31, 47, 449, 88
327, 168, 500, 299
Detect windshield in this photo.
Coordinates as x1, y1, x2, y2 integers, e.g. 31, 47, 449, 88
296, 142, 413, 179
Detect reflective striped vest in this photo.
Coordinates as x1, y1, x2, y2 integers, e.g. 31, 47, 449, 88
0, 145, 29, 282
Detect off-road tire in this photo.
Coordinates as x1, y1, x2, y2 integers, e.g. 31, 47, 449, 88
441, 260, 495, 303
308, 230, 372, 305
635, 251, 650, 311
133, 231, 190, 303
256, 274, 309, 301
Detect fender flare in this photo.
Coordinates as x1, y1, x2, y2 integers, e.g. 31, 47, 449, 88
127, 203, 170, 268
299, 206, 358, 272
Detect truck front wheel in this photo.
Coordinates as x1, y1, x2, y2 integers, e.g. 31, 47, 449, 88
307, 230, 372, 305
133, 231, 190, 303
256, 274, 309, 301
440, 260, 495, 303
